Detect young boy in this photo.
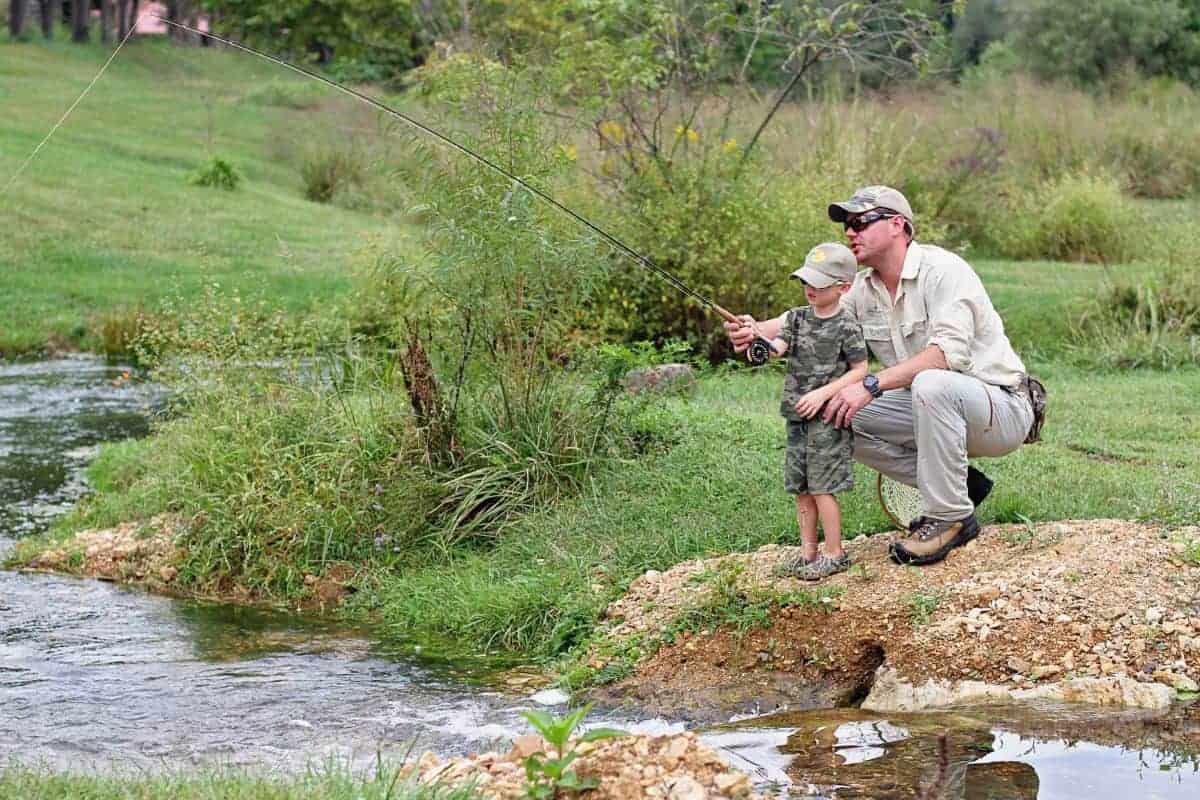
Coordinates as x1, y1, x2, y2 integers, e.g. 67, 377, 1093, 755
761, 242, 867, 580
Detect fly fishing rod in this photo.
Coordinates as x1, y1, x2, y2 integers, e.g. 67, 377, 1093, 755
148, 17, 780, 366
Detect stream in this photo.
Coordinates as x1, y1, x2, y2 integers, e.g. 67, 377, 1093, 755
1, 356, 1197, 798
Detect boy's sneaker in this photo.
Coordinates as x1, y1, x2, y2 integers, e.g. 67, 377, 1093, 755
889, 514, 980, 566
797, 554, 850, 581
773, 552, 816, 577
967, 466, 994, 509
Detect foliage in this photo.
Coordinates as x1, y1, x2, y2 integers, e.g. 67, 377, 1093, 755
201, 0, 427, 78
301, 143, 365, 203
665, 560, 842, 641
188, 156, 242, 190
1075, 268, 1200, 369
1010, 0, 1200, 86
519, 704, 625, 800
990, 172, 1136, 263
905, 590, 941, 626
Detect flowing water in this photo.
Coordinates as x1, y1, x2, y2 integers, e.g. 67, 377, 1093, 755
1, 356, 1198, 798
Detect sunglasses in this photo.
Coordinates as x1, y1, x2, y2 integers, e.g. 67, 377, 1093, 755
844, 209, 898, 232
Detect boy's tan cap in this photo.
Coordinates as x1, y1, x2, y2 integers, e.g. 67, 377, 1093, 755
790, 242, 858, 288
828, 185, 914, 223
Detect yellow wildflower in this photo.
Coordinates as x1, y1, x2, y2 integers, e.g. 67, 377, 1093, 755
723, 138, 738, 152
599, 120, 625, 144
558, 143, 578, 161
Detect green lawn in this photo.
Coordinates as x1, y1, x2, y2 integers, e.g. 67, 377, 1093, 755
1, 37, 409, 355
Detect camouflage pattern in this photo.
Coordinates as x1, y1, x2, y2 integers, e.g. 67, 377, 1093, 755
785, 419, 855, 495
779, 307, 868, 420
780, 306, 867, 496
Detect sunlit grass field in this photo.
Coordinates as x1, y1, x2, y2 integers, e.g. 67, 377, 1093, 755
0, 36, 410, 355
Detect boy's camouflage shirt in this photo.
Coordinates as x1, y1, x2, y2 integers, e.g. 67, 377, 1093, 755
780, 306, 868, 421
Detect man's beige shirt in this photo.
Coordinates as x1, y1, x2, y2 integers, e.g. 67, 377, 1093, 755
840, 242, 1026, 389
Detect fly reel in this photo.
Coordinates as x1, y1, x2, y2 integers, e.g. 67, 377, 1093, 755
746, 336, 775, 366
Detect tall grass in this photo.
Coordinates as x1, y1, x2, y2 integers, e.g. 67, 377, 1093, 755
0, 762, 479, 800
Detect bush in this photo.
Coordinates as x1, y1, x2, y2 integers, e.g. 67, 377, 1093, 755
301, 145, 365, 203
187, 156, 241, 190
991, 172, 1136, 262
1076, 269, 1200, 368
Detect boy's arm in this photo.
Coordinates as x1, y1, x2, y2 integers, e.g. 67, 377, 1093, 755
724, 310, 789, 354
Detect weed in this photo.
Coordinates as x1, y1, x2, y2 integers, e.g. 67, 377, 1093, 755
1000, 514, 1037, 548
519, 705, 625, 799
188, 156, 242, 190
1173, 534, 1200, 566
906, 591, 941, 626
1064, 570, 1084, 584
665, 561, 842, 642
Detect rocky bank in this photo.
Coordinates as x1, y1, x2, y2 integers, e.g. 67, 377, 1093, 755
587, 519, 1200, 722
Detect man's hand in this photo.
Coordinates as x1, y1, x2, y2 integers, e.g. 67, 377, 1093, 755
823, 382, 873, 429
723, 314, 757, 354
794, 388, 831, 419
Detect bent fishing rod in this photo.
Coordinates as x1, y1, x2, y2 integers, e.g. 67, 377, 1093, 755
159, 19, 781, 365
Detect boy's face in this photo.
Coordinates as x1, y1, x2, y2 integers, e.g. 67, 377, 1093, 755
803, 281, 850, 306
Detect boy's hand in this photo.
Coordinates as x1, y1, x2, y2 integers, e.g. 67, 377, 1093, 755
724, 315, 757, 354
794, 388, 831, 419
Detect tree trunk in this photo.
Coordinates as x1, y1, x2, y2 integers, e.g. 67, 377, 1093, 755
99, 0, 113, 43
116, 0, 127, 39
38, 0, 53, 38
9, 0, 29, 39
70, 0, 88, 42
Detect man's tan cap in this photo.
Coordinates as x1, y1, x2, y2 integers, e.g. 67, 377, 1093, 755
828, 185, 914, 223
790, 242, 858, 288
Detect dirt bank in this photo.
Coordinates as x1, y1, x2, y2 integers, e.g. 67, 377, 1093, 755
586, 519, 1200, 722
17, 514, 354, 608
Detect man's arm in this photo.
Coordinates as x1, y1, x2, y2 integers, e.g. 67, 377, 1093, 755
823, 345, 948, 428
875, 345, 948, 390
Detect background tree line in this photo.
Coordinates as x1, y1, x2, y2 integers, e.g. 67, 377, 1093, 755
7, 1, 1200, 89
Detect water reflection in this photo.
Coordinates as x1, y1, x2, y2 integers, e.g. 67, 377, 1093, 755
706, 706, 1200, 799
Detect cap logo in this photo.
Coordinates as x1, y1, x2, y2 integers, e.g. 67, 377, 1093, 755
810, 248, 827, 263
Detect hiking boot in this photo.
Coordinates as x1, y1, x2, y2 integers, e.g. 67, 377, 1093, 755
796, 553, 850, 581
967, 466, 994, 509
889, 514, 980, 566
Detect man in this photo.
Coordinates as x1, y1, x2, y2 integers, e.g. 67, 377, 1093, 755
727, 186, 1037, 565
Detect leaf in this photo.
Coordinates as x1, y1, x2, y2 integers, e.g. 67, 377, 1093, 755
577, 727, 628, 743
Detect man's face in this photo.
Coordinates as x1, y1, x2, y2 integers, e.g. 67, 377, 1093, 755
843, 209, 905, 265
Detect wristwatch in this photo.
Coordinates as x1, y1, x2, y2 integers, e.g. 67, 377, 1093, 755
862, 374, 883, 399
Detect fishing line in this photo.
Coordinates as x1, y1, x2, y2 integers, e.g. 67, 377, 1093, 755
2, 19, 142, 195
12, 16, 777, 363
155, 18, 785, 362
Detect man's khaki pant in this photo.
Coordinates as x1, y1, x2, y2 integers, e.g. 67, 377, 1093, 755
851, 370, 1033, 521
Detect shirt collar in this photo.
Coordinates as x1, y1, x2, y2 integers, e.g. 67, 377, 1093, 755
863, 241, 922, 292
900, 241, 923, 280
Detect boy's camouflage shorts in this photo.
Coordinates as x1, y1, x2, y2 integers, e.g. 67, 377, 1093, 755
784, 419, 854, 495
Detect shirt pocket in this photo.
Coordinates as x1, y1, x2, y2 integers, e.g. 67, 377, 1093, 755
862, 319, 896, 366
900, 318, 930, 354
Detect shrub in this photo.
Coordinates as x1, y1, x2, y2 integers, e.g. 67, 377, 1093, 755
1076, 269, 1200, 368
187, 156, 241, 190
301, 145, 365, 203
991, 172, 1136, 262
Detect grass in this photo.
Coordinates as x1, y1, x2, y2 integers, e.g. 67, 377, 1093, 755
0, 36, 409, 356
0, 763, 480, 800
